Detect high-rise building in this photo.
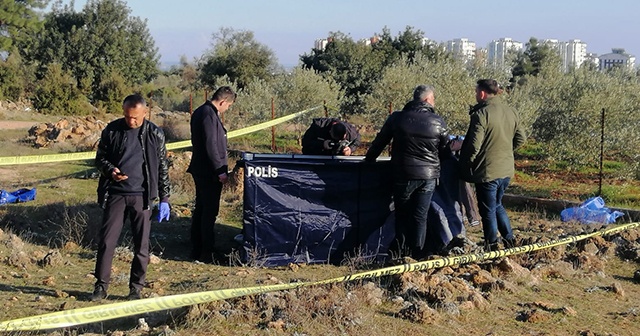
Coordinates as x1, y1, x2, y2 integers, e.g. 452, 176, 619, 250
314, 38, 329, 51
421, 37, 435, 47
542, 39, 588, 71
565, 39, 588, 70
487, 38, 524, 67
446, 38, 476, 63
598, 48, 636, 70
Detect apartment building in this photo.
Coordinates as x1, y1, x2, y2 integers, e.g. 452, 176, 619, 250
445, 38, 476, 63
487, 38, 524, 67
598, 48, 636, 70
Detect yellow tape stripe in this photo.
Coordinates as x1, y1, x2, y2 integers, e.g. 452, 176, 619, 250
0, 106, 321, 165
1, 221, 638, 331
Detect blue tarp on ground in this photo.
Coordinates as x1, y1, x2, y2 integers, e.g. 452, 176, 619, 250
241, 154, 466, 266
560, 196, 625, 224
0, 188, 36, 205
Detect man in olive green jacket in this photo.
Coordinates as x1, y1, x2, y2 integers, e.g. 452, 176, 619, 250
459, 79, 526, 252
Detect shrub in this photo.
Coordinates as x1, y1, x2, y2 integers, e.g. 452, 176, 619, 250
32, 63, 94, 115
95, 70, 129, 114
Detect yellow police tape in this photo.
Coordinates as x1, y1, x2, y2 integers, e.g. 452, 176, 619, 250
1, 221, 638, 331
0, 106, 321, 166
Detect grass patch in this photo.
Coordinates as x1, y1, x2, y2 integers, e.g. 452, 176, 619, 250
515, 141, 547, 160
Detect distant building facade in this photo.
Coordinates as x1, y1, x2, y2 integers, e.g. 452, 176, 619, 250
446, 38, 476, 63
565, 39, 588, 70
598, 48, 636, 70
314, 38, 329, 51
585, 52, 599, 68
487, 38, 523, 67
541, 39, 588, 71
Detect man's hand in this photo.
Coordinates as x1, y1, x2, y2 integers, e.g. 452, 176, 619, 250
111, 168, 128, 182
342, 147, 352, 156
218, 173, 228, 184
157, 202, 170, 222
449, 139, 463, 152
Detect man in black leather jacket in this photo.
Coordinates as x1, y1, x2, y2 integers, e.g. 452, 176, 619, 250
91, 94, 171, 302
365, 85, 450, 259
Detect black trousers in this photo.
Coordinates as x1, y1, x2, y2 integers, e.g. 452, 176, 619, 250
94, 194, 150, 291
190, 174, 223, 261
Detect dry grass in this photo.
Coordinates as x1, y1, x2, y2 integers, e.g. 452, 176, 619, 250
1, 119, 640, 335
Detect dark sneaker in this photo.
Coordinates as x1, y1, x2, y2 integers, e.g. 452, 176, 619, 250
503, 237, 517, 249
485, 242, 500, 252
90, 285, 108, 302
127, 287, 142, 300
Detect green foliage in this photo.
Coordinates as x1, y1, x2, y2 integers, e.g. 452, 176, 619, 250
30, 0, 158, 105
224, 68, 343, 139
301, 31, 381, 114
273, 67, 344, 140
199, 27, 278, 90
301, 26, 449, 115
508, 64, 640, 177
95, 70, 128, 114
0, 0, 48, 53
33, 62, 93, 115
228, 77, 275, 128
511, 37, 562, 83
169, 55, 200, 91
0, 50, 31, 100
364, 54, 474, 134
136, 74, 192, 112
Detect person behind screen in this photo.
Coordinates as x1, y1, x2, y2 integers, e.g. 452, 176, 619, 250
301, 118, 361, 155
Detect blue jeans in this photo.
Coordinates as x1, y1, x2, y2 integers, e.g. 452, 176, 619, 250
475, 177, 514, 246
393, 179, 437, 258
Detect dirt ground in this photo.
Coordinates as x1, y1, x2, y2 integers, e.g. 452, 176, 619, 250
0, 121, 37, 130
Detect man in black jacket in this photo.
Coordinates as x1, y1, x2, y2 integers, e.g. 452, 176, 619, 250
365, 85, 450, 259
302, 118, 361, 155
187, 86, 236, 263
91, 94, 171, 301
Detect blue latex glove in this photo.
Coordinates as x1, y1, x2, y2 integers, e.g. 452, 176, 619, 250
158, 202, 170, 222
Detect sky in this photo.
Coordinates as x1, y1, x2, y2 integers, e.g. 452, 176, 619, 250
61, 0, 639, 68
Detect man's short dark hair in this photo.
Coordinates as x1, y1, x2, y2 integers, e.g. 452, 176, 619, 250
211, 86, 237, 103
330, 122, 347, 140
123, 94, 146, 108
476, 79, 500, 95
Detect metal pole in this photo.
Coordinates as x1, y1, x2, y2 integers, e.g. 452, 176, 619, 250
323, 100, 328, 118
598, 108, 605, 196
148, 91, 153, 122
271, 97, 276, 153
387, 102, 393, 155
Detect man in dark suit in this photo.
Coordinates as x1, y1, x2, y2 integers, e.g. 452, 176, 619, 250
187, 86, 237, 263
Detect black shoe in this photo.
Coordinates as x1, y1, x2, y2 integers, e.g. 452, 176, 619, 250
90, 285, 108, 302
503, 237, 516, 249
127, 287, 142, 300
484, 242, 500, 252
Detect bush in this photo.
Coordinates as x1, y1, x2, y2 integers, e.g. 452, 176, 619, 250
95, 70, 129, 114
0, 52, 28, 101
32, 63, 94, 115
